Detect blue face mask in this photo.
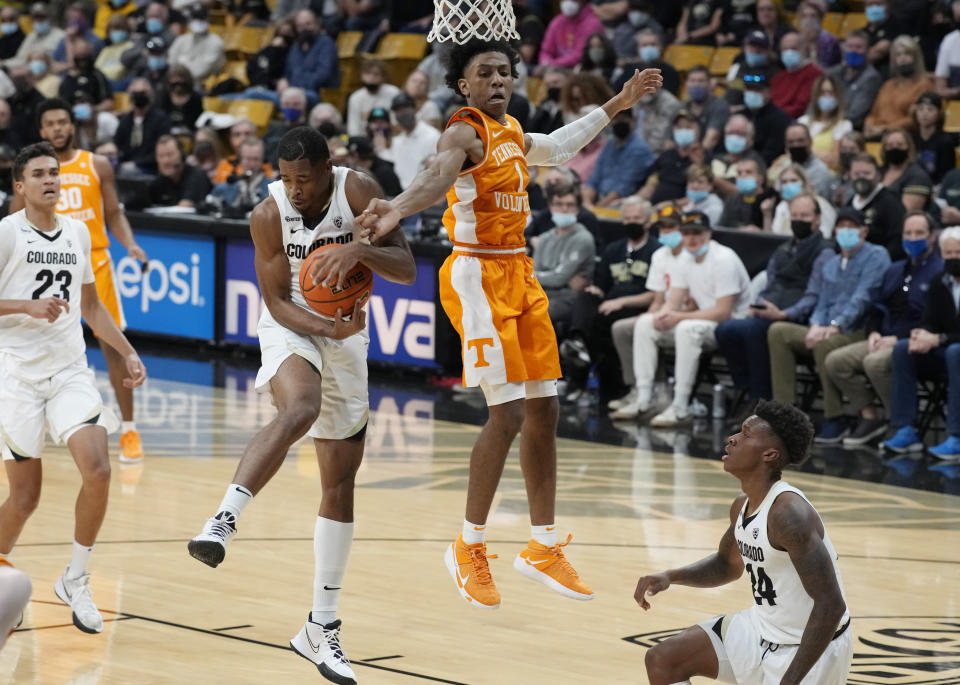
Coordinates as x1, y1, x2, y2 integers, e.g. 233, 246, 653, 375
639, 46, 660, 62
687, 241, 709, 258
865, 4, 886, 23
281, 106, 303, 122
28, 59, 46, 76
780, 181, 802, 200
1, 22, 18, 35
658, 231, 682, 248
835, 227, 861, 250
844, 50, 865, 68
737, 176, 758, 194
745, 51, 767, 67
817, 95, 837, 112
147, 56, 167, 71
686, 189, 708, 203
110, 30, 128, 44
725, 134, 747, 154
146, 18, 164, 34
781, 49, 801, 69
902, 238, 928, 259
73, 103, 92, 121
552, 213, 577, 228
673, 128, 696, 147
687, 84, 708, 102
33, 20, 50, 34
744, 90, 765, 110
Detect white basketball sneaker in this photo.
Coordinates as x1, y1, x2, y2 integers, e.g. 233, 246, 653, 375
290, 615, 357, 685
54, 567, 103, 634
187, 512, 237, 568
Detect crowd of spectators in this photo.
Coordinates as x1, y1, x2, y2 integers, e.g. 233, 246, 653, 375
3, 0, 960, 458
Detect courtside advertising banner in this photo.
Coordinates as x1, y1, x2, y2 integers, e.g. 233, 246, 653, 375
108, 230, 216, 340
224, 239, 439, 368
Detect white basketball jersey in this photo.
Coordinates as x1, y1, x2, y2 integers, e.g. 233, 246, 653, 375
261, 167, 366, 333
0, 211, 95, 381
734, 480, 849, 645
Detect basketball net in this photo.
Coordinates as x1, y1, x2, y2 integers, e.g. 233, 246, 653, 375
427, 0, 520, 44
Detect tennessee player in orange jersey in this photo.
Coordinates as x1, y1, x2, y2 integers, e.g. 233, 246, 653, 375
360, 39, 661, 609
10, 99, 149, 463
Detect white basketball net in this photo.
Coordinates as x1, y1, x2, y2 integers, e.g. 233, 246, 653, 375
428, 0, 520, 44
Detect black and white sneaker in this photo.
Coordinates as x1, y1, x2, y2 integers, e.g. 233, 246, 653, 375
290, 615, 357, 685
54, 568, 103, 634
842, 417, 888, 447
187, 512, 236, 568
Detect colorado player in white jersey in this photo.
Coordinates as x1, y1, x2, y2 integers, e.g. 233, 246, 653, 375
635, 400, 852, 685
0, 142, 146, 634
188, 127, 415, 684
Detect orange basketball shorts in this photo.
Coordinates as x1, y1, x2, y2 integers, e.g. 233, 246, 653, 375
439, 250, 561, 388
91, 248, 127, 330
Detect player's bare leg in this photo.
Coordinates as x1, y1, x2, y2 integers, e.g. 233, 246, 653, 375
189, 355, 324, 568
464, 399, 524, 524
290, 435, 364, 683
52, 425, 111, 634
644, 625, 720, 685
0, 460, 42, 554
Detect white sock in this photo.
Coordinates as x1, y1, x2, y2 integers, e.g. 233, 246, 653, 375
462, 520, 485, 545
66, 541, 93, 579
531, 524, 557, 547
121, 421, 136, 433
311, 517, 353, 626
637, 385, 652, 409
216, 483, 253, 522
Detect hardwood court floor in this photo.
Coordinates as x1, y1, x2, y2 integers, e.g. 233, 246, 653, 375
2, 374, 959, 685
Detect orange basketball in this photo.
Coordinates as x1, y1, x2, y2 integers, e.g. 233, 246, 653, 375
299, 244, 373, 319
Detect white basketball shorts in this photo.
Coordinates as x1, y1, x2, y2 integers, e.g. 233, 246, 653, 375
255, 315, 369, 440
0, 359, 108, 460
697, 609, 853, 685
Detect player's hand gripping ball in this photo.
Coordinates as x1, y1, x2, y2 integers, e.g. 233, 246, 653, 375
299, 244, 373, 318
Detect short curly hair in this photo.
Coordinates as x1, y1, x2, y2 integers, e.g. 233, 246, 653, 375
753, 400, 814, 470
443, 39, 520, 97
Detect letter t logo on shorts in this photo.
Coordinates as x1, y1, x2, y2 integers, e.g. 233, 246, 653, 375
467, 338, 495, 368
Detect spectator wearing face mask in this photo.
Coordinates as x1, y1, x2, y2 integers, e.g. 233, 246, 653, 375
767, 123, 836, 200
0, 7, 25, 62
529, 68, 567, 135
682, 164, 723, 226
347, 135, 402, 197
634, 85, 682, 156
116, 78, 171, 173
539, 0, 603, 68
863, 0, 895, 71
58, 39, 112, 113
741, 69, 792, 165
125, 36, 169, 83
155, 65, 202, 136
682, 65, 728, 152
346, 59, 401, 137
770, 31, 822, 118
149, 134, 212, 207
725, 30, 776, 86
577, 33, 619, 88
612, 1, 665, 63
378, 93, 440, 191
53, 4, 105, 73
403, 70, 441, 129
212, 137, 274, 213
710, 114, 765, 198
827, 30, 882, 131
935, 0, 960, 100
879, 128, 935, 219
527, 166, 598, 240
719, 156, 774, 230
583, 108, 654, 208
27, 51, 60, 98
795, 0, 840, 69
639, 110, 704, 205
168, 4, 225, 82
94, 139, 119, 168
12, 3, 65, 68
95, 15, 134, 85
71, 91, 118, 151
844, 152, 906, 258
263, 87, 308, 166
277, 9, 337, 106
797, 73, 852, 170
131, 1, 177, 49
864, 36, 933, 141
7, 65, 44, 144
832, 130, 866, 204
613, 29, 679, 96
911, 91, 957, 185
309, 102, 343, 137
762, 163, 836, 237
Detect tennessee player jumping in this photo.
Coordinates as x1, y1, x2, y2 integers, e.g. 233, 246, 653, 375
360, 39, 661, 609
11, 99, 149, 463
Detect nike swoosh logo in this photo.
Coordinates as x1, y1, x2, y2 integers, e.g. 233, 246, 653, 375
27, 239, 39, 244
473, 526, 485, 531
491, 129, 504, 138
456, 568, 470, 588
545, 526, 555, 531
526, 557, 551, 566
234, 486, 249, 494
323, 585, 341, 591
305, 629, 321, 654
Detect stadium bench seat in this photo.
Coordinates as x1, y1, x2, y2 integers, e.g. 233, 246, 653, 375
228, 99, 275, 132
710, 47, 739, 76
945, 101, 960, 133
202, 96, 228, 113
840, 13, 868, 35
114, 92, 130, 112
664, 45, 715, 73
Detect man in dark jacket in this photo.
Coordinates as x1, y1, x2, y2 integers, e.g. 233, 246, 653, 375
8, 64, 44, 144
845, 152, 906, 259
824, 210, 943, 446
882, 227, 960, 459
715, 192, 833, 404
742, 69, 793, 165
116, 78, 171, 173
0, 6, 26, 60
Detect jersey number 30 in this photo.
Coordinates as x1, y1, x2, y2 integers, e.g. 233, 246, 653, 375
745, 563, 777, 606
56, 187, 84, 212
32, 269, 72, 301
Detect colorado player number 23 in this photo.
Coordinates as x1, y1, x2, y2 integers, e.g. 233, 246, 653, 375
32, 269, 72, 301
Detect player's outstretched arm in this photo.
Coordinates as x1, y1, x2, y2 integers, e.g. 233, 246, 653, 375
634, 495, 746, 610
769, 493, 847, 685
252, 198, 365, 340
524, 68, 662, 167
80, 282, 146, 388
95, 155, 147, 263
357, 122, 475, 242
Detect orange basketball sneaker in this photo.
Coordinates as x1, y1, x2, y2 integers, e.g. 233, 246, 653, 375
513, 534, 594, 600
444, 535, 500, 609
119, 430, 143, 464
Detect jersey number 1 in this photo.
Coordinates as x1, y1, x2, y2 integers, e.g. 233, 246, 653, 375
32, 269, 72, 301
745, 563, 777, 606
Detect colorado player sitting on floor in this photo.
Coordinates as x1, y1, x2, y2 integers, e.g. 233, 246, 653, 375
187, 126, 415, 685
0, 142, 147, 634
635, 400, 852, 685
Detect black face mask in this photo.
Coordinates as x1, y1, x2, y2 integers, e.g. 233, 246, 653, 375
790, 219, 813, 240
853, 177, 875, 196
74, 57, 92, 71
884, 147, 908, 166
945, 258, 960, 277
362, 82, 379, 93
788, 146, 809, 164
316, 121, 338, 138
131, 91, 150, 108
623, 222, 645, 240
12, 77, 29, 94
897, 62, 916, 77
170, 82, 190, 95
838, 151, 854, 170
299, 30, 315, 45
546, 86, 561, 101
612, 121, 631, 140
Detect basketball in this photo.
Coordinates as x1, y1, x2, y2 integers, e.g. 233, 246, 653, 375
298, 244, 373, 318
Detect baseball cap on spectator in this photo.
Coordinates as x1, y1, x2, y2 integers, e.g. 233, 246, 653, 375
835, 207, 865, 226
187, 3, 208, 20
347, 136, 374, 159
745, 30, 769, 49
146, 36, 167, 53
368, 107, 389, 122
916, 91, 943, 110
680, 211, 711, 231
29, 2, 50, 18
741, 69, 770, 91
390, 93, 416, 111
652, 205, 681, 229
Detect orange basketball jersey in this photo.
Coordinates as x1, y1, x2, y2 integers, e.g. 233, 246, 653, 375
442, 107, 530, 249
56, 150, 109, 250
